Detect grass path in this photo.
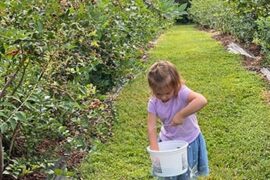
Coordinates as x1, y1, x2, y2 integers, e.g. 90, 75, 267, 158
80, 25, 270, 179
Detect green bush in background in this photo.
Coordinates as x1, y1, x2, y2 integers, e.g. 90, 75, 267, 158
0, 0, 186, 178
255, 16, 270, 63
189, 0, 270, 63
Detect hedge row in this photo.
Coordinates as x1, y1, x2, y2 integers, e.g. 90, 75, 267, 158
0, 0, 180, 178
189, 0, 270, 62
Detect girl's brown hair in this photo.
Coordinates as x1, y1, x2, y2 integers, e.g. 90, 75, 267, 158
147, 60, 182, 96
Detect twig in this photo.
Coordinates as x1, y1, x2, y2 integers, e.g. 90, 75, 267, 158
0, 53, 26, 99
11, 61, 30, 96
8, 122, 20, 158
0, 73, 17, 99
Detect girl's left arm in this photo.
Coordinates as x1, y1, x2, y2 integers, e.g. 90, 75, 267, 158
171, 90, 207, 126
147, 112, 159, 150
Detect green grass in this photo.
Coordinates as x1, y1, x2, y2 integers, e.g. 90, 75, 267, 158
79, 25, 270, 179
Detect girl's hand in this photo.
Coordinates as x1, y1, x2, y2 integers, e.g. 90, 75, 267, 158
171, 111, 185, 126
171, 90, 208, 126
150, 146, 159, 151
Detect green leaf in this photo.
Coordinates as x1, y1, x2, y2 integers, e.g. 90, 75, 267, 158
9, 96, 22, 103
54, 168, 64, 176
9, 118, 17, 130
0, 111, 8, 119
0, 122, 8, 133
64, 43, 77, 50
178, 3, 188, 12
37, 21, 43, 33
14, 111, 27, 122
1, 102, 16, 109
24, 102, 38, 111
28, 95, 40, 103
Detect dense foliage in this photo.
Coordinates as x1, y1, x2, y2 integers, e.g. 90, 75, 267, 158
189, 0, 270, 63
175, 0, 192, 23
0, 0, 185, 178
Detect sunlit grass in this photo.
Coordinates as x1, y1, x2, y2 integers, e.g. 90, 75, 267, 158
79, 25, 270, 179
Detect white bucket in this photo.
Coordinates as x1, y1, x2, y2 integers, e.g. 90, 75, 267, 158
147, 140, 188, 177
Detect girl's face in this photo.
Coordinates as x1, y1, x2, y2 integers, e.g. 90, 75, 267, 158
154, 87, 175, 103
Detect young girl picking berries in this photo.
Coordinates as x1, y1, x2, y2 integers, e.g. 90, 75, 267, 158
147, 61, 209, 179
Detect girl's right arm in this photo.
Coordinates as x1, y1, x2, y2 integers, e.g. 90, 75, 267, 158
147, 112, 159, 151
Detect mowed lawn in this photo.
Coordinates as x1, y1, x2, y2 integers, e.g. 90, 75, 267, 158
79, 25, 270, 179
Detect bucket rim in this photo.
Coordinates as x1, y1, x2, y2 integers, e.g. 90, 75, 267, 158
147, 140, 188, 153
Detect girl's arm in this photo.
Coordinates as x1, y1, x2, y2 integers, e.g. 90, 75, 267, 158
171, 90, 207, 126
147, 112, 159, 150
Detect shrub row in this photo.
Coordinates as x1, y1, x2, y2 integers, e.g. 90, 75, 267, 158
189, 0, 270, 62
0, 0, 178, 178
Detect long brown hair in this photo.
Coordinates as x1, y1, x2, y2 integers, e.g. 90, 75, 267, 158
147, 61, 182, 96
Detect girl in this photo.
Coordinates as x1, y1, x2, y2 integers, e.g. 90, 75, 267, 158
147, 61, 209, 179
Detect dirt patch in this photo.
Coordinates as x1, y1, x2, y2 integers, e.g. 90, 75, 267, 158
212, 33, 237, 47
3, 172, 46, 180
66, 150, 87, 169
36, 139, 60, 154
19, 172, 47, 180
210, 31, 264, 71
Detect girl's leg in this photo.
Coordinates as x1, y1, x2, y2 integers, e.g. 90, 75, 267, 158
197, 133, 209, 176
172, 133, 209, 179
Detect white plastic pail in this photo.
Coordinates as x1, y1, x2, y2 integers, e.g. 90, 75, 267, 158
147, 140, 188, 177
